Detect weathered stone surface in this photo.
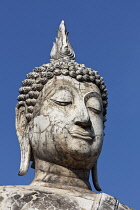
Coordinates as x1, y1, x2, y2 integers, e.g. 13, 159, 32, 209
0, 186, 132, 210
0, 21, 133, 209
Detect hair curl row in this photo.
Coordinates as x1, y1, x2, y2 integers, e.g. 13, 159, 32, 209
17, 59, 108, 123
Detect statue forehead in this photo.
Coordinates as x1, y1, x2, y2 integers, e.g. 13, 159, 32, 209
41, 76, 101, 97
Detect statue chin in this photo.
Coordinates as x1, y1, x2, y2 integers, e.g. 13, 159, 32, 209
69, 135, 103, 163
69, 142, 96, 165
70, 147, 92, 161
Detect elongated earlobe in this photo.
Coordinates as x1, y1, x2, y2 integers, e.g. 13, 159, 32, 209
18, 134, 31, 176
92, 160, 102, 191
16, 105, 31, 176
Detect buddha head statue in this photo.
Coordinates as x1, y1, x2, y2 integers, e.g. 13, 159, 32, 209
16, 21, 108, 191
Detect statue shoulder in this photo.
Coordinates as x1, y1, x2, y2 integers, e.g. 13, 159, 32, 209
0, 185, 95, 210
0, 185, 42, 209
94, 193, 133, 210
0, 186, 133, 210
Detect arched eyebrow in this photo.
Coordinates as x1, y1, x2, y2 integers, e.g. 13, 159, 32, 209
84, 92, 102, 104
44, 85, 73, 100
56, 85, 73, 92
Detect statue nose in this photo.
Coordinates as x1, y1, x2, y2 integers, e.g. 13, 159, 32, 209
73, 105, 91, 128
74, 117, 92, 127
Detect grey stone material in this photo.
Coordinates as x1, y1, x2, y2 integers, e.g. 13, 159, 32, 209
0, 21, 133, 209
0, 186, 133, 210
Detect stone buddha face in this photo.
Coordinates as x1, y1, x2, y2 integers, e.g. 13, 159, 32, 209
29, 76, 104, 170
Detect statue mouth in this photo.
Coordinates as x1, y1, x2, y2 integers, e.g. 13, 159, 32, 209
69, 129, 95, 142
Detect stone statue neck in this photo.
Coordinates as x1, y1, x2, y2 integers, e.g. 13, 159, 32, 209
30, 159, 92, 192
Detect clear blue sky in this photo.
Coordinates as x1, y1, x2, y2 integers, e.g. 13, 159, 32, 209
0, 1, 140, 209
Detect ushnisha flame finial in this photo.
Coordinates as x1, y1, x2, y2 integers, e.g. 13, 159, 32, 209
50, 20, 75, 61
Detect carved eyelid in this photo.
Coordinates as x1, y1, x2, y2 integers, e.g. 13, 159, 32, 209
84, 92, 102, 112
50, 89, 73, 102
86, 98, 101, 112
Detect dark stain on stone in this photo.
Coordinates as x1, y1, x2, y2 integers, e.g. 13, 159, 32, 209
0, 196, 4, 201
21, 193, 36, 203
14, 195, 21, 200
12, 204, 21, 210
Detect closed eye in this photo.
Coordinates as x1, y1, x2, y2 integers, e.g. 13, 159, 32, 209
50, 99, 72, 106
86, 96, 102, 114
50, 88, 73, 106
87, 106, 101, 114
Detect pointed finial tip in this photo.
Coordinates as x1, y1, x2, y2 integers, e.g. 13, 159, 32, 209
60, 20, 65, 24
50, 20, 75, 61
59, 20, 66, 30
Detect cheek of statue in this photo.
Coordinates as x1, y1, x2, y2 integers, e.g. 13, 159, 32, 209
32, 114, 92, 163
31, 112, 74, 164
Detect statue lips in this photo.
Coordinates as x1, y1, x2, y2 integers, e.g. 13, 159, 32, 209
69, 128, 95, 143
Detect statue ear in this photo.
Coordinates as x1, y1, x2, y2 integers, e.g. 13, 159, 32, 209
92, 159, 102, 191
16, 105, 31, 176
